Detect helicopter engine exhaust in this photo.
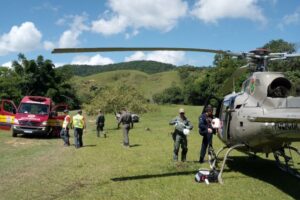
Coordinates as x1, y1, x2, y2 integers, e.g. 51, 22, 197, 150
267, 77, 291, 98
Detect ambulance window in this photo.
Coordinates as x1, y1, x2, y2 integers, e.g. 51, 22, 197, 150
3, 101, 15, 113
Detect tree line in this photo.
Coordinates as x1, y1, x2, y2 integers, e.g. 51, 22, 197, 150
1, 39, 298, 112
0, 54, 79, 107
153, 39, 300, 105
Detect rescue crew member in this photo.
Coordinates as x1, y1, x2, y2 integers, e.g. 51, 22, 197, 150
96, 110, 106, 138
169, 108, 193, 162
72, 110, 86, 149
118, 108, 133, 147
60, 109, 71, 146
199, 105, 214, 163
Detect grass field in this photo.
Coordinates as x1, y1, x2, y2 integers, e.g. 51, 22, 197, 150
1, 105, 300, 200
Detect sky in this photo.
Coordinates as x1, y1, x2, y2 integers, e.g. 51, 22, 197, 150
0, 0, 299, 68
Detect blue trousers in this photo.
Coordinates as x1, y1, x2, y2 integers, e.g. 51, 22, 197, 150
200, 132, 213, 161
74, 128, 83, 148
60, 128, 70, 146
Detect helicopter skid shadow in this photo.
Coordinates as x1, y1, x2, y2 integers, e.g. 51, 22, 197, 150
224, 156, 300, 199
111, 171, 196, 182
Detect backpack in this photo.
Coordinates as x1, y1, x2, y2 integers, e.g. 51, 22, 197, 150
195, 169, 219, 184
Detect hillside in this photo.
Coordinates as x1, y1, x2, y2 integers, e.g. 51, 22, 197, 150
72, 70, 182, 102
57, 60, 176, 76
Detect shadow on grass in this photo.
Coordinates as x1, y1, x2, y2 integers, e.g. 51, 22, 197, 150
83, 144, 97, 147
19, 135, 59, 140
225, 156, 300, 199
130, 144, 141, 148
111, 170, 196, 182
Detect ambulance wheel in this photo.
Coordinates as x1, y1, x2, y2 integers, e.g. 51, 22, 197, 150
12, 131, 17, 137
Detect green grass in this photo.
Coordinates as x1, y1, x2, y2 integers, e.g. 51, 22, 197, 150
73, 70, 182, 100
1, 105, 300, 200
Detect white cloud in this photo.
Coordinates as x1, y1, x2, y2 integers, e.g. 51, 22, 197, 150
0, 22, 42, 56
59, 30, 81, 48
56, 14, 89, 48
125, 51, 185, 65
71, 54, 114, 65
2, 61, 12, 68
53, 62, 66, 67
191, 0, 267, 24
91, 0, 188, 35
92, 16, 128, 36
278, 7, 300, 30
43, 41, 56, 51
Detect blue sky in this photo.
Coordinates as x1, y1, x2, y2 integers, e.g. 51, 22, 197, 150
0, 0, 299, 67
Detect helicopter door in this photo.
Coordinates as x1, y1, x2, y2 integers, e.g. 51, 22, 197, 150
219, 99, 231, 142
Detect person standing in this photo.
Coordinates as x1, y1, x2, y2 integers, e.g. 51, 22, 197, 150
169, 108, 193, 162
60, 109, 71, 146
72, 110, 86, 149
96, 110, 106, 138
199, 105, 214, 163
118, 108, 133, 147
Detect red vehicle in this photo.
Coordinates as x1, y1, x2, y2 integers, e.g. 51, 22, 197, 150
12, 96, 68, 137
0, 99, 17, 130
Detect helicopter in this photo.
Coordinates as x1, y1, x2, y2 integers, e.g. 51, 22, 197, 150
52, 46, 300, 184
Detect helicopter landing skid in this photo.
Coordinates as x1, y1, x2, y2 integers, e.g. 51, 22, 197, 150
208, 146, 228, 170
217, 144, 246, 184
273, 147, 300, 179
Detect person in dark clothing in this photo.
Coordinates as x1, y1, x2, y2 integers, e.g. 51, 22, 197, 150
118, 108, 133, 147
169, 108, 193, 162
96, 110, 106, 138
199, 105, 214, 163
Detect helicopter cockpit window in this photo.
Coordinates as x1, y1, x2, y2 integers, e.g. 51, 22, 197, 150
242, 80, 250, 92
267, 77, 291, 98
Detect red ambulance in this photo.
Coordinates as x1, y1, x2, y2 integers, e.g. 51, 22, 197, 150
12, 96, 68, 137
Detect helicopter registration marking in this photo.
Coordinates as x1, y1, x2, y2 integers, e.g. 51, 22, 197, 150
274, 123, 300, 130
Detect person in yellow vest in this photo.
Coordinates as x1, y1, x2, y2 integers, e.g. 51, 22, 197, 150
60, 109, 71, 146
72, 110, 86, 149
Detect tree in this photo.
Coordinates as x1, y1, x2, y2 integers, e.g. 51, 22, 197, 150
84, 84, 154, 115
1, 54, 80, 107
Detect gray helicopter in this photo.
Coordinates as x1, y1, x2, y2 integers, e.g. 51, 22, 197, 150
52, 47, 300, 183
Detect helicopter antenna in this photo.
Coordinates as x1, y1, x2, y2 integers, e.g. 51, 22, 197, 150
233, 79, 236, 94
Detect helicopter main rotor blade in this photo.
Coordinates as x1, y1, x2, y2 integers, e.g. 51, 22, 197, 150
52, 47, 232, 54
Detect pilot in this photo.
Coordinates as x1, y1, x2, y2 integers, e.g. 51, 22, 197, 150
199, 105, 214, 163
169, 108, 193, 162
118, 108, 133, 147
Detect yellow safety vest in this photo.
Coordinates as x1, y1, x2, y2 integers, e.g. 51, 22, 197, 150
73, 114, 84, 129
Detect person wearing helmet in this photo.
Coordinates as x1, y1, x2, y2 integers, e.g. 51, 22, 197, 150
199, 105, 214, 163
169, 108, 193, 162
60, 109, 71, 146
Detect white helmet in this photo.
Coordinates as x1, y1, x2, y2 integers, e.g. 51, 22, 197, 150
183, 128, 190, 136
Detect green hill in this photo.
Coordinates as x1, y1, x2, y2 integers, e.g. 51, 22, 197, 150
72, 70, 182, 102
58, 60, 176, 76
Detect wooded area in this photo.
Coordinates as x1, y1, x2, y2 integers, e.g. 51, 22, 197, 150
0, 39, 299, 112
